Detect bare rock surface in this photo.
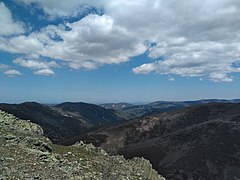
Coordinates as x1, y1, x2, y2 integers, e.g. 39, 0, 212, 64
0, 110, 164, 180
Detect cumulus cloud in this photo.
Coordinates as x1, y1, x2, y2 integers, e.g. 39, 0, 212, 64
33, 69, 54, 76
1, 14, 147, 71
0, 2, 24, 36
13, 58, 57, 76
168, 77, 175, 82
2, 0, 240, 81
0, 35, 44, 54
133, 41, 240, 82
4, 69, 22, 76
0, 63, 21, 77
127, 0, 240, 82
133, 63, 156, 74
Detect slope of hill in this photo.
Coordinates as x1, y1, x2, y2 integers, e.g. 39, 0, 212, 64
0, 102, 125, 144
0, 110, 164, 179
55, 102, 123, 125
78, 103, 240, 180
102, 99, 240, 119
101, 103, 135, 110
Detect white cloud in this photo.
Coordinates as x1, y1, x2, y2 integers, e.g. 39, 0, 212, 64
0, 2, 24, 36
33, 68, 54, 76
1, 14, 147, 70
4, 69, 22, 76
0, 35, 44, 54
13, 58, 55, 69
209, 72, 234, 83
13, 58, 57, 76
0, 63, 21, 77
168, 77, 175, 81
125, 0, 240, 82
133, 41, 240, 82
2, 0, 240, 82
133, 63, 156, 74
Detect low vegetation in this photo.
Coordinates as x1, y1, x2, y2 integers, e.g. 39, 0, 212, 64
0, 110, 164, 179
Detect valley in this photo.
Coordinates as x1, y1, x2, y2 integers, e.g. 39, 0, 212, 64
84, 103, 240, 179
1, 100, 240, 179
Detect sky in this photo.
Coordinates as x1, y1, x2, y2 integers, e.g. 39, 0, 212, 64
0, 0, 240, 104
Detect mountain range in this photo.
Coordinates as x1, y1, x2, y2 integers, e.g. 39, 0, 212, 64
80, 102, 240, 179
101, 99, 240, 119
0, 99, 239, 144
0, 99, 240, 179
0, 102, 124, 144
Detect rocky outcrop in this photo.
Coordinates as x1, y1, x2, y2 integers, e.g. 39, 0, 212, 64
0, 110, 164, 179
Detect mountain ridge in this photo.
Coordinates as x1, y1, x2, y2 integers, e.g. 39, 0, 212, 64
1, 99, 239, 145
0, 110, 164, 179
101, 99, 240, 119
77, 102, 240, 180
0, 101, 125, 144
56, 102, 123, 125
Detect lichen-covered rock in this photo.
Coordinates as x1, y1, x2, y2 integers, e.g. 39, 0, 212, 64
0, 110, 165, 179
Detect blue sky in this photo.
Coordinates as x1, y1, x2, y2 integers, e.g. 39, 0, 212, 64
0, 0, 240, 103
